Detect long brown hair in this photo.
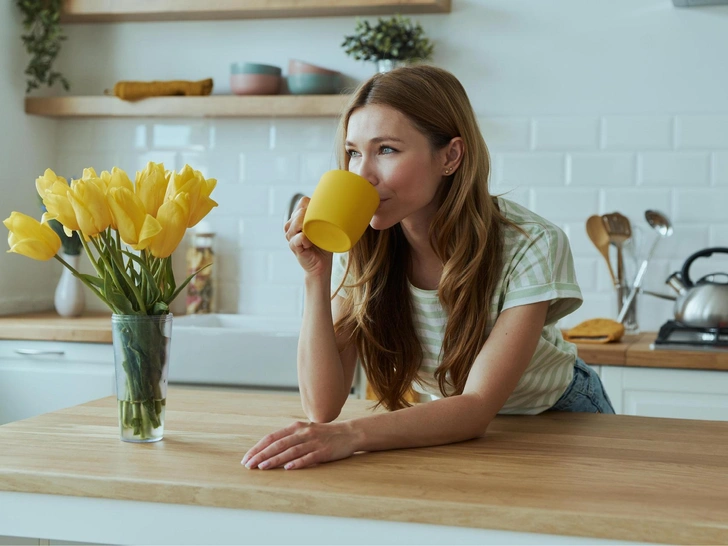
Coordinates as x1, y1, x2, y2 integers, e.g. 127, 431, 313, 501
334, 65, 516, 410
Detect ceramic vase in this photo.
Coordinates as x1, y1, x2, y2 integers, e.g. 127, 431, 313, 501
112, 314, 173, 443
54, 252, 85, 317
376, 59, 405, 73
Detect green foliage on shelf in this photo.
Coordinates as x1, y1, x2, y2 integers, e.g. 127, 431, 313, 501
16, 0, 70, 94
342, 15, 434, 63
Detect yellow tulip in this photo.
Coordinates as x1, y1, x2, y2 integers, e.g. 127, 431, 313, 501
3, 212, 61, 261
135, 162, 169, 217
35, 168, 67, 199
40, 180, 81, 234
68, 179, 113, 237
148, 193, 190, 258
100, 167, 134, 230
107, 188, 162, 250
101, 167, 134, 193
82, 167, 99, 180
165, 165, 218, 228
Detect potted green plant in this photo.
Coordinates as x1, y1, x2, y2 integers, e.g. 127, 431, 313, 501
341, 15, 434, 73
17, 0, 70, 93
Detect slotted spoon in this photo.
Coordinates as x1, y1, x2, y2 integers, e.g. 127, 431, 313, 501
601, 212, 632, 287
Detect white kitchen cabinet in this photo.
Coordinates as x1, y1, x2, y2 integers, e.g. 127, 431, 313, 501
0, 340, 115, 426
600, 365, 728, 421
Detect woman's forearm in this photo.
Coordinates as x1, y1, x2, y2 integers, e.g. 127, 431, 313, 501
349, 394, 497, 452
297, 275, 349, 422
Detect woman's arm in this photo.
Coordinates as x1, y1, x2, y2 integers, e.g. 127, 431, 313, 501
242, 300, 549, 469
297, 278, 358, 423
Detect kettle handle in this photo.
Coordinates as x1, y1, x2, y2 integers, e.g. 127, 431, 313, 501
680, 247, 728, 287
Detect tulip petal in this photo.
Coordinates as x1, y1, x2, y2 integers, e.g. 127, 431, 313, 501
3, 212, 61, 261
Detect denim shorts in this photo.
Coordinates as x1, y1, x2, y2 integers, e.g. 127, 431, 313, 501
549, 357, 615, 414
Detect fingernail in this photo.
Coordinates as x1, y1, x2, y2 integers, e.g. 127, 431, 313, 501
284, 463, 293, 470
258, 461, 270, 470
241, 456, 248, 465
244, 461, 253, 469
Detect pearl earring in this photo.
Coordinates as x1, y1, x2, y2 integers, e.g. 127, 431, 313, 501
445, 168, 452, 174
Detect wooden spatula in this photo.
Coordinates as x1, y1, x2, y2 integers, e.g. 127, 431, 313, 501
601, 212, 632, 287
586, 215, 617, 287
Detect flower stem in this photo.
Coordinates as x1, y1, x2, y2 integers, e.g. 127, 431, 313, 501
98, 232, 147, 313
53, 254, 115, 312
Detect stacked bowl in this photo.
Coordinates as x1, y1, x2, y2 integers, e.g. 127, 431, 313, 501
230, 63, 282, 95
287, 60, 341, 95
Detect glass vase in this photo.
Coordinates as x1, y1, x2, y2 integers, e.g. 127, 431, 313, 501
111, 314, 172, 443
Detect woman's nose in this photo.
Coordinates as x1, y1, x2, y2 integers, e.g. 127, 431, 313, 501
352, 157, 378, 186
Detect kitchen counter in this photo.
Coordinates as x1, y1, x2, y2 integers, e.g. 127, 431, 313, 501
0, 312, 112, 343
1, 312, 726, 371
1, 388, 727, 545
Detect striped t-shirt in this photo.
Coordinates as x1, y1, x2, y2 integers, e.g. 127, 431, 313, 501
331, 197, 583, 414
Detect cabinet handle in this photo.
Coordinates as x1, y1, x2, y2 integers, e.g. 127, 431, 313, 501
14, 349, 66, 356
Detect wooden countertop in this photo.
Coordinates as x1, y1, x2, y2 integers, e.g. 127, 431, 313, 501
0, 312, 112, 343
1, 312, 726, 371
0, 388, 726, 544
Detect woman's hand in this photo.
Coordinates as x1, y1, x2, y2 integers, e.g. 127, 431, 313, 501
242, 420, 362, 470
285, 196, 332, 276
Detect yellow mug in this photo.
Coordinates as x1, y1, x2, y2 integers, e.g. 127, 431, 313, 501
302, 170, 380, 253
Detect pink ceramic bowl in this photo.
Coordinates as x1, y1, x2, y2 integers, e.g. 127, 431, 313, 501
288, 59, 338, 76
230, 73, 281, 95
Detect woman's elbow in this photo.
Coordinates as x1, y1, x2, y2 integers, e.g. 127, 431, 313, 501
303, 404, 341, 424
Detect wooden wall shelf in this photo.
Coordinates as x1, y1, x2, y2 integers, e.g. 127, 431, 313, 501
24, 95, 351, 118
61, 0, 452, 23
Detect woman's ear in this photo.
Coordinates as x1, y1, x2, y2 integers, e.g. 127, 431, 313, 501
442, 137, 464, 176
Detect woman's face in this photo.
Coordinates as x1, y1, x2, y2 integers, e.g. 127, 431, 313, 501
345, 104, 446, 232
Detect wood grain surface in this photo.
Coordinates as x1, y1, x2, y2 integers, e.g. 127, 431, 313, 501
1, 388, 726, 544
0, 312, 112, 343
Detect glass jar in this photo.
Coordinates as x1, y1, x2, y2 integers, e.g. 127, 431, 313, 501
185, 223, 216, 314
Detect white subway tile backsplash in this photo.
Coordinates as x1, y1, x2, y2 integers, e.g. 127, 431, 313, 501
301, 152, 337, 184
709, 225, 728, 246
238, 283, 302, 316
93, 120, 148, 151
210, 119, 273, 151
56, 152, 119, 179
601, 116, 673, 150
152, 122, 211, 150
54, 113, 727, 321
213, 184, 270, 217
270, 185, 317, 219
676, 115, 728, 149
240, 217, 288, 250
638, 152, 710, 186
273, 119, 339, 151
178, 151, 239, 184
713, 152, 728, 186
241, 152, 300, 184
532, 189, 599, 221
673, 190, 728, 222
532, 117, 599, 151
602, 189, 671, 223
240, 249, 270, 285
568, 153, 635, 186
477, 117, 531, 150
493, 153, 566, 186
217, 282, 240, 313
269, 251, 305, 284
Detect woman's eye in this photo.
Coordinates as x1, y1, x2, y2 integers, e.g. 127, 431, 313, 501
346, 149, 361, 158
380, 146, 396, 154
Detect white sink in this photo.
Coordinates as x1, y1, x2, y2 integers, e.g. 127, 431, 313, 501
169, 314, 301, 389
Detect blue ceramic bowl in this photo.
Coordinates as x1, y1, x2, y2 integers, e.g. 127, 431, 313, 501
287, 73, 341, 95
230, 62, 282, 76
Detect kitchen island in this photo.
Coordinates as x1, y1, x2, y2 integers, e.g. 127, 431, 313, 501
0, 388, 726, 545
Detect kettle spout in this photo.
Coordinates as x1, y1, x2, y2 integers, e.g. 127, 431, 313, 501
666, 272, 687, 295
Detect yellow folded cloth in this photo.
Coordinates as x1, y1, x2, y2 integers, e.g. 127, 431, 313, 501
108, 78, 214, 101
563, 318, 624, 344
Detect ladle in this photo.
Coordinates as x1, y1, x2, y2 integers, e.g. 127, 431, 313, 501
586, 215, 617, 287
616, 210, 674, 323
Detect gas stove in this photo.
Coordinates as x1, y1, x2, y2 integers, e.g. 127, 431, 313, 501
652, 320, 728, 351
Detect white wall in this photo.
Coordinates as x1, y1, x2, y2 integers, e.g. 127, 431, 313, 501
15, 0, 728, 330
0, 3, 59, 314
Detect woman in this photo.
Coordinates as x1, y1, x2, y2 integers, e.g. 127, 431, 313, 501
242, 65, 614, 471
